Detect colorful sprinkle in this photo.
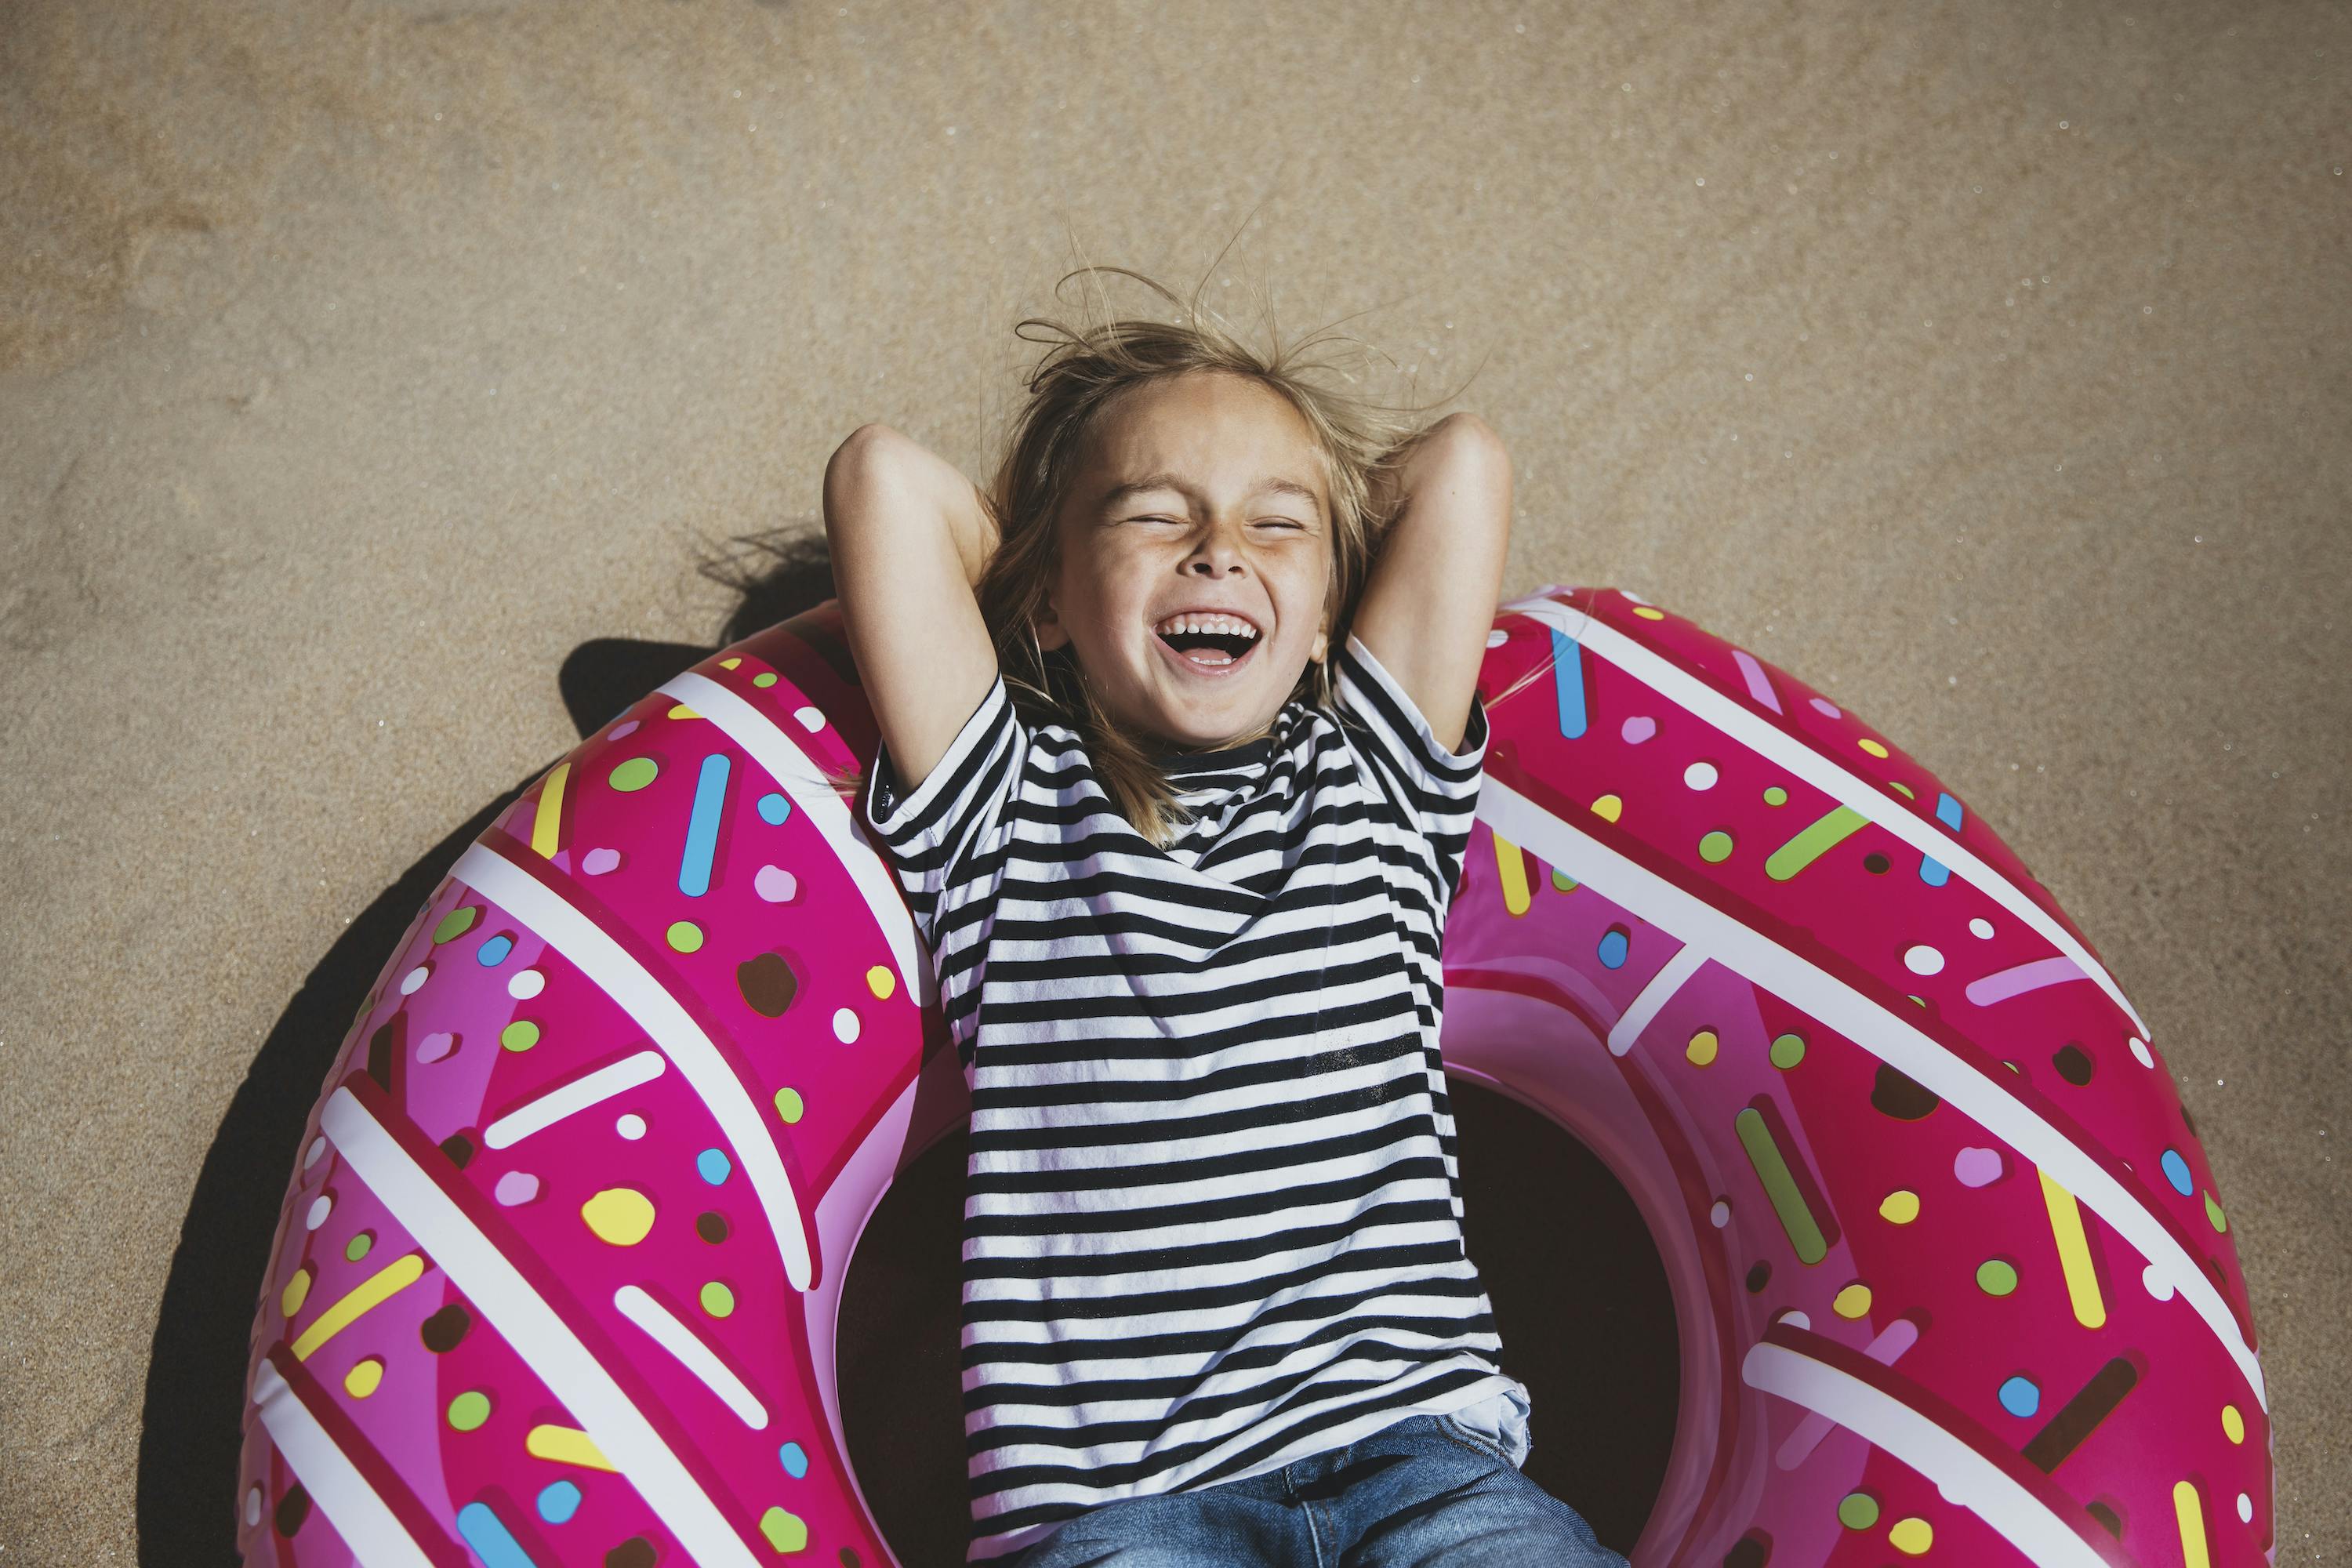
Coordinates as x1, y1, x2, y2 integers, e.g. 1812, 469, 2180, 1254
1832, 1283, 1872, 1319
1735, 1102, 1830, 1265
2040, 1168, 2108, 1329
1879, 1189, 1919, 1225
679, 753, 731, 897
775, 1087, 804, 1123
525, 1425, 615, 1471
753, 864, 797, 902
666, 920, 703, 953
1769, 1033, 1806, 1069
477, 933, 514, 967
1621, 715, 1657, 744
344, 1231, 375, 1263
447, 1390, 492, 1432
1837, 1493, 1880, 1530
1918, 855, 1950, 887
1762, 785, 1787, 806
759, 1508, 808, 1554
866, 964, 896, 1000
1998, 1375, 2041, 1417
529, 761, 570, 859
1590, 793, 1623, 823
581, 847, 621, 876
1708, 1199, 1731, 1228
616, 1113, 647, 1140
833, 1006, 862, 1044
666, 702, 701, 720
779, 1441, 809, 1479
281, 1268, 312, 1317
1964, 955, 2087, 1006
494, 1171, 541, 1206
1935, 791, 1965, 831
1596, 927, 1630, 969
2222, 1404, 2245, 1444
1809, 697, 1842, 718
737, 952, 798, 1018
305, 1192, 333, 1229
753, 672, 779, 688
699, 1281, 735, 1318
499, 1020, 540, 1052
1902, 944, 1944, 975
1954, 1146, 2004, 1187
1763, 805, 1867, 880
1683, 760, 1719, 790
608, 720, 641, 739
1976, 1258, 2020, 1297
608, 757, 659, 793
399, 965, 430, 995
1969, 917, 1994, 938
792, 705, 825, 731
697, 1148, 732, 1185
580, 1187, 656, 1247
2205, 1192, 2227, 1232
507, 968, 546, 1000
2129, 1035, 2154, 1067
536, 1480, 583, 1525
454, 1501, 533, 1568
2022, 1358, 2139, 1472
1732, 648, 1783, 713
1698, 830, 1735, 862
1859, 738, 1890, 759
343, 1358, 384, 1399
2173, 1481, 2210, 1568
1552, 628, 1588, 739
1632, 605, 1666, 621
1888, 1516, 1933, 1555
757, 791, 791, 826
1686, 1030, 1719, 1067
433, 906, 479, 944
2157, 1148, 2194, 1195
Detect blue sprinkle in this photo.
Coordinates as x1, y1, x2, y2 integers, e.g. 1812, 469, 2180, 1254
1597, 928, 1630, 970
1936, 791, 1965, 832
1551, 627, 1588, 740
1918, 855, 1950, 887
535, 1480, 583, 1525
1997, 1375, 2041, 1418
758, 791, 791, 826
2161, 1148, 2194, 1196
697, 1147, 732, 1185
679, 753, 731, 898
476, 933, 514, 967
456, 1501, 539, 1568
779, 1440, 808, 1479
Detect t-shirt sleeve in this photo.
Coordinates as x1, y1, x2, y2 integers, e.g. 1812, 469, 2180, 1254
857, 669, 1026, 955
1334, 630, 1490, 900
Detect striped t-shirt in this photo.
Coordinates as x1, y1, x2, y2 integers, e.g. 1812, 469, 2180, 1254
858, 630, 1531, 1563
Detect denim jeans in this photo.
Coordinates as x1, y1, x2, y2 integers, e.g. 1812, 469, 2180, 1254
1004, 1414, 1628, 1567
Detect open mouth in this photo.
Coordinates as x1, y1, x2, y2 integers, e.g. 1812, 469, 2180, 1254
1154, 626, 1260, 675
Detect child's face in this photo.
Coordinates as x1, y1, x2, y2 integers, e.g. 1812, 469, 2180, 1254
1039, 370, 1334, 753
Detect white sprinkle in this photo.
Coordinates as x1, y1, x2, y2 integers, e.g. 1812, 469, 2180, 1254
507, 968, 546, 1000
833, 1007, 861, 1044
1683, 761, 1719, 791
1902, 944, 1945, 976
399, 964, 430, 995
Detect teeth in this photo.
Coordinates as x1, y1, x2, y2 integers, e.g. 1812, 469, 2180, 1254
1152, 614, 1259, 639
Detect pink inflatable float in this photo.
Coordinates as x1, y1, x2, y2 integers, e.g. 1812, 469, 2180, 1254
237, 585, 2270, 1567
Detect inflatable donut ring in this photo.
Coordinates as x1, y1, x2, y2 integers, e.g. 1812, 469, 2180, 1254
236, 585, 2270, 1568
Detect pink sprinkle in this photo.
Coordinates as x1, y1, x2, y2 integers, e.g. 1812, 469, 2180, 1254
1620, 716, 1657, 745
754, 864, 798, 903
493, 1171, 541, 1206
1809, 696, 1842, 719
582, 848, 621, 876
608, 720, 640, 739
416, 1031, 457, 1064
1954, 1146, 2005, 1188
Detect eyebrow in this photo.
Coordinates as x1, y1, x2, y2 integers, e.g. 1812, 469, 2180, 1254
1097, 472, 1322, 512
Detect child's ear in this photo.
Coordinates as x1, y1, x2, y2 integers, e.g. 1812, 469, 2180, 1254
1036, 603, 1071, 652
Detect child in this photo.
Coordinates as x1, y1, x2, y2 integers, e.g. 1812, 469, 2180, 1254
827, 270, 1625, 1568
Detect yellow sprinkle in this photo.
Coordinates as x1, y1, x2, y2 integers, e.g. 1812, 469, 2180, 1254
529, 760, 570, 858
720, 657, 742, 670
774, 1087, 804, 1124
2173, 1479, 2211, 1568
280, 1267, 312, 1319
525, 1424, 617, 1472
760, 1507, 808, 1552
1685, 1030, 1719, 1067
1493, 833, 1531, 915
1833, 1283, 1873, 1319
1878, 1190, 1921, 1225
2038, 1167, 2107, 1329
580, 1187, 657, 1246
2222, 1405, 2245, 1444
1632, 606, 1667, 621
865, 964, 896, 1000
1591, 794, 1623, 824
666, 702, 702, 720
1888, 1516, 1933, 1555
343, 1358, 384, 1399
1859, 738, 1890, 759
292, 1252, 426, 1361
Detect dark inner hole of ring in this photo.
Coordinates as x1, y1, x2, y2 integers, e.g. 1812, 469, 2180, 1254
836, 1077, 1679, 1563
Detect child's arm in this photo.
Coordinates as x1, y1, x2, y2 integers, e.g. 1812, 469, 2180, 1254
1350, 413, 1515, 755
823, 423, 1002, 795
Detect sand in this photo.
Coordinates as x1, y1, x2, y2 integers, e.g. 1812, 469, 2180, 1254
2, 0, 2346, 1562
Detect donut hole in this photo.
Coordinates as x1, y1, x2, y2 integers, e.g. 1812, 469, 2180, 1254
833, 1078, 1678, 1564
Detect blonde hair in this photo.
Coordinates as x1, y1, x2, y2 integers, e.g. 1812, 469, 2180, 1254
814, 256, 1489, 848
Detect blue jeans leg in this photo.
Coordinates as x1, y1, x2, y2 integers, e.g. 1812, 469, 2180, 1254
1005, 1466, 1305, 1567
1312, 1414, 1628, 1568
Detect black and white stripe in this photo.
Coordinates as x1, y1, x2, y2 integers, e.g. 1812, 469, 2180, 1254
860, 631, 1525, 1563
